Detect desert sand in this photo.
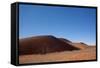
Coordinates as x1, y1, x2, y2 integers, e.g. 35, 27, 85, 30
19, 35, 96, 64
19, 46, 96, 64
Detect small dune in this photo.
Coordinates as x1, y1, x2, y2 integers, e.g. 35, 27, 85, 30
71, 42, 89, 49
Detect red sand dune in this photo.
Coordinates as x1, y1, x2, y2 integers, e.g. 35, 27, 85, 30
19, 35, 80, 55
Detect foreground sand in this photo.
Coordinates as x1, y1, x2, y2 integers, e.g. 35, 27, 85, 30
19, 46, 96, 64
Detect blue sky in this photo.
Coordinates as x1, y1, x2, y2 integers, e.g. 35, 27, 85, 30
19, 4, 96, 45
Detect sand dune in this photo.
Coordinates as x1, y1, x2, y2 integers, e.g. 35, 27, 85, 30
19, 35, 79, 55
19, 35, 96, 64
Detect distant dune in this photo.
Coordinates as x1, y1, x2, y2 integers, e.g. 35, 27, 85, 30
19, 35, 96, 64
59, 38, 89, 49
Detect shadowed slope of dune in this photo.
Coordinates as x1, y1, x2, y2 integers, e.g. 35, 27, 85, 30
19, 35, 80, 55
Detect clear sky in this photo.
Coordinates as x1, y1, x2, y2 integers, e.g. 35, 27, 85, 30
19, 4, 96, 45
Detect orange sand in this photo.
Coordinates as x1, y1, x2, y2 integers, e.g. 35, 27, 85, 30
19, 46, 96, 64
